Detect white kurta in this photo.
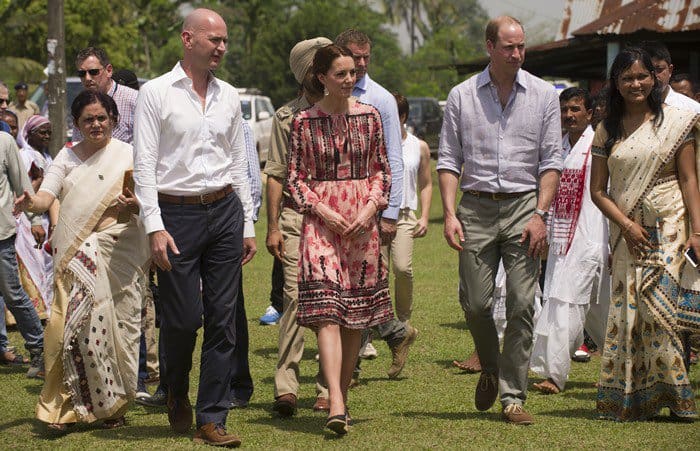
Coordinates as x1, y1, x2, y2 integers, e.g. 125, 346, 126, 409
530, 126, 610, 390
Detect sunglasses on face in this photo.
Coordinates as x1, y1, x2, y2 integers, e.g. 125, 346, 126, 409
77, 68, 103, 78
0, 98, 8, 104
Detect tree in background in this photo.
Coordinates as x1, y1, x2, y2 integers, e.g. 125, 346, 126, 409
396, 0, 488, 99
0, 0, 490, 104
218, 0, 405, 107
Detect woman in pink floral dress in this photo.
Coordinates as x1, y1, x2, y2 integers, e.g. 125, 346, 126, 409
287, 44, 392, 435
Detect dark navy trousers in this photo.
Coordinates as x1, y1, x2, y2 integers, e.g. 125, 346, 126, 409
158, 191, 246, 428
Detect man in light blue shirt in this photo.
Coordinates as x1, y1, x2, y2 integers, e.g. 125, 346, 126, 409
336, 29, 417, 381
438, 16, 562, 425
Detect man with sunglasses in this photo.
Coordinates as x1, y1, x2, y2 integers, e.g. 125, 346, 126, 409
73, 47, 138, 144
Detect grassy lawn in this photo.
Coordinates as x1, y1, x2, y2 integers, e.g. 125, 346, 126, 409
1, 163, 698, 449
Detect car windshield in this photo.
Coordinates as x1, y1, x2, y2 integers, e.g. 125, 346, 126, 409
240, 100, 252, 120
408, 101, 423, 120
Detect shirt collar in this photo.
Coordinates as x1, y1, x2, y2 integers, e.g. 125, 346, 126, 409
171, 61, 219, 90
354, 74, 369, 93
477, 65, 527, 90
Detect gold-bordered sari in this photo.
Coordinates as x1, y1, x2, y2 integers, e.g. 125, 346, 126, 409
592, 106, 700, 421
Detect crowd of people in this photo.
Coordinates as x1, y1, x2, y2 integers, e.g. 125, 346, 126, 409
0, 7, 698, 447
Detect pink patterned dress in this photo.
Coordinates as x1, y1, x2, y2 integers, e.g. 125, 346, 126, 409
287, 101, 393, 329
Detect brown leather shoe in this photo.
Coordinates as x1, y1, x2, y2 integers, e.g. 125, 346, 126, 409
312, 396, 330, 412
193, 423, 242, 447
167, 393, 193, 433
474, 372, 498, 411
387, 325, 419, 379
272, 393, 297, 417
501, 403, 534, 425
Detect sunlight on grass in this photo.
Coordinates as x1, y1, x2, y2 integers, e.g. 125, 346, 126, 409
1, 162, 697, 449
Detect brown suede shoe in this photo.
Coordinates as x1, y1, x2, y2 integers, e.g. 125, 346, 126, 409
272, 393, 297, 417
167, 393, 193, 433
474, 372, 498, 411
502, 403, 534, 425
387, 325, 419, 379
194, 423, 242, 447
312, 396, 330, 412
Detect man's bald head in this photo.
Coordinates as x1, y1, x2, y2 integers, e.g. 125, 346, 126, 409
181, 8, 228, 74
182, 8, 225, 33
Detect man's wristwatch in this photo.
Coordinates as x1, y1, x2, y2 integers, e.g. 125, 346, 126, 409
534, 208, 549, 222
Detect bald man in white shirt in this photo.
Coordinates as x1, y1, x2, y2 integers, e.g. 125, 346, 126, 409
133, 8, 255, 447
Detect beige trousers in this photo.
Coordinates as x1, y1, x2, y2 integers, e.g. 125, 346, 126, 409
274, 207, 328, 399
380, 209, 417, 322
141, 285, 159, 380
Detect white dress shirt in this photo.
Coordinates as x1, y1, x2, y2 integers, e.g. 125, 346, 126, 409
665, 87, 700, 113
133, 62, 255, 237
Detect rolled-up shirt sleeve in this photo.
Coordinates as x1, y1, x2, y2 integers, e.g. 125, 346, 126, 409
436, 87, 464, 176
537, 88, 564, 174
133, 82, 163, 235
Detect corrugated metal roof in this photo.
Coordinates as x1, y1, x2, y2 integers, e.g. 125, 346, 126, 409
572, 0, 700, 35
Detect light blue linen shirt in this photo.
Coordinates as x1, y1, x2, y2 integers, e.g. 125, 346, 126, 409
353, 74, 403, 220
437, 67, 562, 192
242, 121, 262, 221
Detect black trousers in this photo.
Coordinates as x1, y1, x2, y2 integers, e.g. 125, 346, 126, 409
158, 192, 244, 427
230, 277, 253, 403
269, 257, 284, 313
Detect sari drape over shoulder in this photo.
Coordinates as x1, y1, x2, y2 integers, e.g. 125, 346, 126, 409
593, 106, 700, 421
36, 139, 150, 424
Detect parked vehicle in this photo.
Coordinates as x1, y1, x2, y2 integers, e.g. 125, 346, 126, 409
407, 97, 442, 156
238, 89, 274, 165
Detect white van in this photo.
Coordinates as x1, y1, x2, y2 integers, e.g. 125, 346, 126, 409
238, 89, 274, 165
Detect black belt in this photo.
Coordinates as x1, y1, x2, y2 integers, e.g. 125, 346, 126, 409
465, 190, 534, 201
158, 185, 233, 205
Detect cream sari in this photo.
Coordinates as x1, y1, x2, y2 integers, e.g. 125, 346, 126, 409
36, 139, 150, 424
593, 106, 700, 421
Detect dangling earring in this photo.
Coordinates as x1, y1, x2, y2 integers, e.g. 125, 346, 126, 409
324, 87, 329, 96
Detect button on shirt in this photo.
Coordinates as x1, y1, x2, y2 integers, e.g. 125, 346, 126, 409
353, 74, 403, 220
437, 67, 563, 192
133, 62, 255, 237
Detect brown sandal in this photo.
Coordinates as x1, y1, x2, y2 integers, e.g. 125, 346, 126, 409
1, 350, 29, 366
533, 379, 560, 394
103, 416, 126, 429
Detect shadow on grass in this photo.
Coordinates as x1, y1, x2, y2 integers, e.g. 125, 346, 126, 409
251, 346, 277, 359
439, 321, 468, 331
87, 424, 177, 442
397, 410, 500, 422
257, 374, 318, 386
538, 407, 598, 420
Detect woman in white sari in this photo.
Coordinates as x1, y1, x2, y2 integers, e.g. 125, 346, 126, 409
16, 90, 150, 432
16, 115, 56, 318
590, 48, 700, 421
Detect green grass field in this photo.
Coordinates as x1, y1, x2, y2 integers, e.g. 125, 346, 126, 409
1, 166, 698, 449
